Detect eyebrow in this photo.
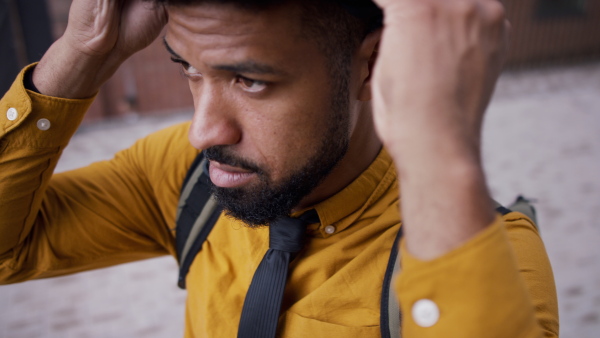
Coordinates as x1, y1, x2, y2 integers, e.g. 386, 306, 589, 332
163, 36, 286, 76
212, 62, 286, 76
163, 37, 184, 60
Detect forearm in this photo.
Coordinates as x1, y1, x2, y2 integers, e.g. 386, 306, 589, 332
0, 0, 168, 282
0, 82, 184, 282
369, 0, 557, 335
388, 129, 495, 260
370, 0, 505, 259
32, 38, 123, 99
0, 66, 94, 256
31, 0, 166, 99
391, 130, 558, 336
385, 105, 554, 338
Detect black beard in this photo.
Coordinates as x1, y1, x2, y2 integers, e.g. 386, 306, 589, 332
204, 75, 351, 227
205, 133, 348, 226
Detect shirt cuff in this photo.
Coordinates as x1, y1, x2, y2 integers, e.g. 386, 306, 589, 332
1, 63, 96, 148
394, 216, 540, 337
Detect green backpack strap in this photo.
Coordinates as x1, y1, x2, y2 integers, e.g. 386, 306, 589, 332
176, 152, 222, 289
494, 196, 538, 228
507, 195, 538, 227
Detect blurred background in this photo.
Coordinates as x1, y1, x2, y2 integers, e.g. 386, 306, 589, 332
1, 0, 599, 337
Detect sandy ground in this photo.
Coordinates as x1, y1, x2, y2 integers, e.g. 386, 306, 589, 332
1, 61, 599, 337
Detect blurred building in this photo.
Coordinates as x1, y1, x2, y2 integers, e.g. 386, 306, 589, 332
2, 0, 600, 123
506, 0, 600, 67
0, 0, 53, 97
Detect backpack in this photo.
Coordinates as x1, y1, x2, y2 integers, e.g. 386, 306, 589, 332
175, 151, 536, 337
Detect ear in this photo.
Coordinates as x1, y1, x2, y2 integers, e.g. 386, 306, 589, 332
356, 29, 382, 102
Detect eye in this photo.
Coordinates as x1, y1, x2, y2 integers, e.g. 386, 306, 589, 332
182, 63, 200, 75
171, 58, 202, 79
237, 76, 267, 93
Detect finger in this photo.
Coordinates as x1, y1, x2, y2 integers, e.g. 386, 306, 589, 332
482, 0, 507, 25
478, 1, 510, 56
503, 19, 511, 57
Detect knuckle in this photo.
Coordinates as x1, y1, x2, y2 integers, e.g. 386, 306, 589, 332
504, 19, 512, 33
486, 1, 507, 23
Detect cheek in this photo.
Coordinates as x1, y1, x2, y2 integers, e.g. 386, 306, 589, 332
241, 100, 330, 179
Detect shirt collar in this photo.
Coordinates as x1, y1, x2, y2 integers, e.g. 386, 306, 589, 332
305, 148, 398, 238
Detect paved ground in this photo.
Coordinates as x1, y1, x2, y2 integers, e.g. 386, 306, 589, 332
1, 61, 599, 337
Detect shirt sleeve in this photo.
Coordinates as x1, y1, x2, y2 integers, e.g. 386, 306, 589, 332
394, 213, 559, 337
0, 65, 195, 284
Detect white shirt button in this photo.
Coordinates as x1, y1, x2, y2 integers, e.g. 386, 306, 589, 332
324, 225, 336, 235
6, 108, 18, 121
37, 118, 51, 131
412, 299, 440, 327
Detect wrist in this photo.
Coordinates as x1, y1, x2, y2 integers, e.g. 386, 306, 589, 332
400, 162, 495, 260
387, 130, 482, 177
32, 38, 124, 99
389, 133, 494, 260
23, 66, 40, 93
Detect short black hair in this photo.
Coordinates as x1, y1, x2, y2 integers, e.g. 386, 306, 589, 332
298, 0, 381, 83
148, 0, 382, 77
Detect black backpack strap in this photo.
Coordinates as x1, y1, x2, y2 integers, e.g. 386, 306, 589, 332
493, 199, 512, 216
176, 152, 223, 289
380, 203, 515, 337
380, 225, 404, 338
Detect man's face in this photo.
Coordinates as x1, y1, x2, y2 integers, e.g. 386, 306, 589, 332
165, 3, 356, 225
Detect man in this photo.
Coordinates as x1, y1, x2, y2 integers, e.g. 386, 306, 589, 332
0, 0, 558, 337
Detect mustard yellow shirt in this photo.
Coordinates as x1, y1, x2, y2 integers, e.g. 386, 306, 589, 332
0, 65, 558, 337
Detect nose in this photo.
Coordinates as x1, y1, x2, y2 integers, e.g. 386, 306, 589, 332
188, 84, 242, 150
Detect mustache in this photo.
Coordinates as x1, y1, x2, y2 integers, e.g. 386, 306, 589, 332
204, 146, 264, 174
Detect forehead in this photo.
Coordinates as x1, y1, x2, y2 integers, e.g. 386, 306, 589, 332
165, 3, 319, 66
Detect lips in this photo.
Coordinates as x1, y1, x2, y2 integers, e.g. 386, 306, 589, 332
208, 160, 257, 188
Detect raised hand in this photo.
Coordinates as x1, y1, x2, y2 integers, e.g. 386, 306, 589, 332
369, 0, 510, 259
371, 0, 509, 160
33, 0, 167, 99
62, 0, 166, 59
